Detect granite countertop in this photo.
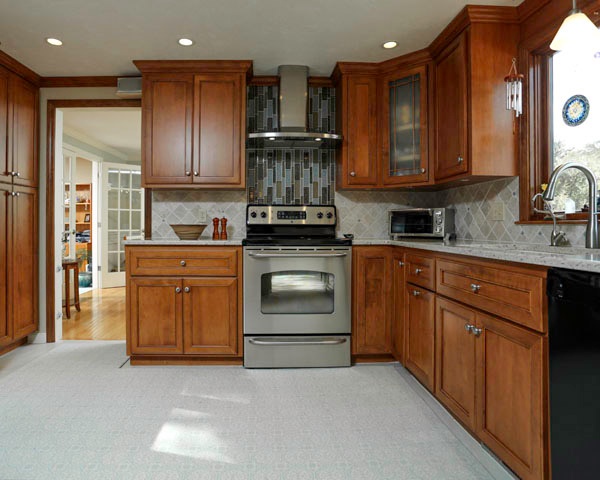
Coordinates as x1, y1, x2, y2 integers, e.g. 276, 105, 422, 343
352, 238, 600, 274
124, 238, 244, 246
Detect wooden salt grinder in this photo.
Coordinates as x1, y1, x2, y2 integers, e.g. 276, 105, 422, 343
212, 217, 220, 240
220, 217, 228, 240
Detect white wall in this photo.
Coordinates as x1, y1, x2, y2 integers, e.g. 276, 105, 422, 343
75, 157, 93, 184
36, 87, 122, 340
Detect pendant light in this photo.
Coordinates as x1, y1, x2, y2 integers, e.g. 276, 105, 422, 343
550, 0, 600, 51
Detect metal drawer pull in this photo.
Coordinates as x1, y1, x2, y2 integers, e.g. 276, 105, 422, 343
457, 155, 464, 164
249, 337, 347, 346
180, 260, 186, 266
412, 290, 421, 297
175, 287, 181, 293
248, 252, 347, 258
184, 287, 190, 293
415, 268, 423, 274
472, 327, 482, 337
398, 261, 404, 267
464, 324, 474, 333
470, 283, 481, 293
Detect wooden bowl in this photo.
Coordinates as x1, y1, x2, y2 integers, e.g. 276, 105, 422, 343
169, 224, 207, 240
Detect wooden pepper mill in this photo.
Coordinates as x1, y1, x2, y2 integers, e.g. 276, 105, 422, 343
220, 217, 228, 240
212, 217, 220, 240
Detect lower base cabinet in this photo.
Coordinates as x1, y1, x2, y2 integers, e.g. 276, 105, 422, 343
404, 283, 435, 392
126, 246, 242, 363
435, 297, 546, 480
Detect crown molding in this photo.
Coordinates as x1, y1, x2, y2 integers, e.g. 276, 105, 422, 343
0, 49, 41, 86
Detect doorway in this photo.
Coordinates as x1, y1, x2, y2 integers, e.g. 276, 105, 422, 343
53, 106, 142, 341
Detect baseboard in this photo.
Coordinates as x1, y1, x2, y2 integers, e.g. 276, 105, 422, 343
28, 332, 47, 344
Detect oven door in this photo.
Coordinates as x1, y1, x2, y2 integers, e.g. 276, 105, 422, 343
243, 247, 351, 335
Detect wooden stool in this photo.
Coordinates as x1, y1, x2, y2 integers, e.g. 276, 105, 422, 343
62, 259, 81, 319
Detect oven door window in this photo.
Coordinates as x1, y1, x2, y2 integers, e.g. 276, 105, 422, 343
261, 271, 335, 314
391, 212, 432, 234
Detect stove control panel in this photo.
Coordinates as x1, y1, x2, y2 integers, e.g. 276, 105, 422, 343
246, 205, 337, 225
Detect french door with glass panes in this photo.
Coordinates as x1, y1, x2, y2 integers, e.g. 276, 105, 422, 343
101, 163, 143, 288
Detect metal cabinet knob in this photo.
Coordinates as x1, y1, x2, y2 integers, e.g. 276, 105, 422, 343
415, 268, 423, 274
184, 287, 190, 293
180, 260, 186, 266
193, 171, 199, 176
185, 171, 191, 176
175, 287, 181, 293
412, 290, 421, 297
472, 327, 482, 337
457, 155, 464, 164
350, 171, 356, 177
470, 283, 481, 293
398, 261, 404, 267
464, 324, 474, 333
15, 172, 20, 177
420, 168, 426, 174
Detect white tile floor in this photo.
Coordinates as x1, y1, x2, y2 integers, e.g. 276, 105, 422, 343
0, 341, 515, 480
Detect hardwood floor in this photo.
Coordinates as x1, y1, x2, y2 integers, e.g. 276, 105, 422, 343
62, 287, 126, 340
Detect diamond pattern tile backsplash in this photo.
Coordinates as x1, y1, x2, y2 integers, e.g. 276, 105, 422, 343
247, 85, 336, 204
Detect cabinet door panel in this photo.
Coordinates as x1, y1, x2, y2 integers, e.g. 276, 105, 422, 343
353, 247, 392, 355
476, 313, 545, 480
10, 186, 37, 338
405, 285, 435, 391
345, 76, 379, 186
0, 67, 9, 185
435, 297, 476, 431
142, 75, 193, 185
435, 33, 468, 180
194, 74, 243, 186
10, 75, 38, 187
183, 278, 238, 355
392, 252, 405, 362
0, 185, 10, 345
130, 278, 183, 354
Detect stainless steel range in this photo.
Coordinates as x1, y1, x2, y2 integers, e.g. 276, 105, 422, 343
243, 205, 351, 368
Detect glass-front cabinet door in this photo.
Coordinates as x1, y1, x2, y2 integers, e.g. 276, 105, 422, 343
381, 65, 429, 186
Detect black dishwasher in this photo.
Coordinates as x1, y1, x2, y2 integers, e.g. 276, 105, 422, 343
547, 268, 600, 479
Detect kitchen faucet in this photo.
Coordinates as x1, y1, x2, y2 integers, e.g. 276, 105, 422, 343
542, 162, 599, 249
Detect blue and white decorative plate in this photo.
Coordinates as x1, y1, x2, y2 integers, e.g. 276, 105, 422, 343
562, 94, 589, 126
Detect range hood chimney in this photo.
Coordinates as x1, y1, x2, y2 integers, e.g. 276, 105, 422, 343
247, 65, 342, 148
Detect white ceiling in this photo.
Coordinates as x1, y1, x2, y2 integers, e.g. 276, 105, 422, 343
61, 108, 141, 160
0, 0, 521, 77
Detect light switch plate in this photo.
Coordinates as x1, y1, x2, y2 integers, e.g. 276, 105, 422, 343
197, 208, 207, 224
490, 202, 505, 222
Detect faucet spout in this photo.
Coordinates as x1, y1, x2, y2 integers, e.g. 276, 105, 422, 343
543, 162, 598, 249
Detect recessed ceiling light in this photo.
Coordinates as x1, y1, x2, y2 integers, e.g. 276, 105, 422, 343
268, 137, 276, 141
46, 38, 63, 46
383, 41, 397, 49
178, 38, 194, 46
315, 138, 322, 142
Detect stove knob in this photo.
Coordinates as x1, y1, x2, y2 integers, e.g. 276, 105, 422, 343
260, 212, 267, 219
326, 212, 333, 219
250, 211, 257, 218
317, 212, 324, 219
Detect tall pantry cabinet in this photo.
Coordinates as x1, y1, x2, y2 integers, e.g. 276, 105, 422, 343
0, 63, 39, 355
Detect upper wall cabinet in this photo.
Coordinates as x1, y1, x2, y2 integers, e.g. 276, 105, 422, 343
431, 7, 520, 184
135, 61, 251, 189
0, 66, 38, 188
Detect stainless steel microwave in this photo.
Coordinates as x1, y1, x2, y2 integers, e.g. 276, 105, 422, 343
389, 208, 455, 239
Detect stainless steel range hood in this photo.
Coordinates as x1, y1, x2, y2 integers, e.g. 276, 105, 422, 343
247, 65, 342, 148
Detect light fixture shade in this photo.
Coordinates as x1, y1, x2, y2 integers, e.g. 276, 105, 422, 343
550, 11, 600, 51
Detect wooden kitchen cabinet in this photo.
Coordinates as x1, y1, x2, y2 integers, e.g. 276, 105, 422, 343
135, 61, 251, 189
432, 10, 520, 184
380, 65, 430, 186
352, 246, 392, 356
404, 283, 435, 391
0, 184, 38, 352
476, 312, 545, 480
391, 250, 405, 363
0, 66, 8, 185
435, 297, 477, 431
126, 245, 243, 364
334, 69, 379, 189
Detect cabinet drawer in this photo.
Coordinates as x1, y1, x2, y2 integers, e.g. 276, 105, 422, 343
436, 258, 545, 332
405, 253, 435, 290
128, 247, 238, 277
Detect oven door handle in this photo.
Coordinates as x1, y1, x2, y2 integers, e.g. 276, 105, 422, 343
247, 252, 348, 258
248, 337, 347, 346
